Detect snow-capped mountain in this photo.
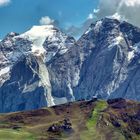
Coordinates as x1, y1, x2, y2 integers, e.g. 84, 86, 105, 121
0, 18, 140, 113
0, 25, 80, 112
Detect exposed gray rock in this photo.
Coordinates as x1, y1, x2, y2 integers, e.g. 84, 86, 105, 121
1, 18, 140, 113
0, 25, 81, 112
74, 18, 140, 101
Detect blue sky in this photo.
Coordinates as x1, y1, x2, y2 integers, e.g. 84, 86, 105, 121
0, 0, 99, 39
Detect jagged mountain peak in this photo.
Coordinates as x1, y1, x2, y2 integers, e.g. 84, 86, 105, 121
0, 23, 79, 112
83, 18, 120, 35
17, 25, 57, 59
75, 18, 140, 101
80, 18, 140, 52
15, 24, 76, 61
1, 18, 140, 113
5, 32, 19, 39
83, 17, 140, 39
0, 24, 76, 66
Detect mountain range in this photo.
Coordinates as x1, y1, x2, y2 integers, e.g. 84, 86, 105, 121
1, 18, 140, 113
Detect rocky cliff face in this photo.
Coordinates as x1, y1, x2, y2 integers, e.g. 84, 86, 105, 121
75, 18, 140, 101
0, 25, 81, 112
0, 18, 140, 112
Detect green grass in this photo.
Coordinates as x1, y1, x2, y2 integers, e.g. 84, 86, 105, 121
0, 99, 139, 140
87, 100, 107, 128
0, 129, 35, 140
82, 100, 126, 140
80, 100, 108, 140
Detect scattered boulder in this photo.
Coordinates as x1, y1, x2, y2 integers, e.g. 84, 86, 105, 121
12, 125, 21, 130
48, 118, 72, 133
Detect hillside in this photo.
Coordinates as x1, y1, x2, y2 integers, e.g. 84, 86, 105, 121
0, 98, 140, 140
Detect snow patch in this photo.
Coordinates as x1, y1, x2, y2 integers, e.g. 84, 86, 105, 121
53, 97, 67, 105
108, 13, 126, 21
31, 45, 46, 57
37, 57, 55, 107
85, 27, 92, 35
94, 21, 102, 32
0, 67, 10, 76
4, 39, 13, 46
128, 50, 135, 61
20, 25, 55, 41
134, 42, 140, 53
108, 34, 124, 48
67, 83, 75, 101
127, 42, 140, 62
115, 35, 124, 44
111, 13, 122, 20
19, 25, 55, 58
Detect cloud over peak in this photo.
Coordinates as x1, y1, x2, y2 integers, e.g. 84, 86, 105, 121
66, 0, 140, 39
39, 16, 54, 25
93, 0, 140, 28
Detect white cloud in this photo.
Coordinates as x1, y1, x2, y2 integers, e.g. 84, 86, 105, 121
110, 12, 126, 21
93, 9, 100, 14
123, 0, 140, 7
88, 13, 93, 19
93, 0, 140, 27
0, 0, 10, 7
39, 16, 54, 25
68, 0, 140, 38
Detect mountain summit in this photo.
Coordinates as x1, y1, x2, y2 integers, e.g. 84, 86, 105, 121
0, 24, 79, 112
75, 18, 140, 100
0, 18, 140, 112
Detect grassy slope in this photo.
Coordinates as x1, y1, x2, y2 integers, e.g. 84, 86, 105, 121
0, 129, 34, 140
0, 99, 139, 140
